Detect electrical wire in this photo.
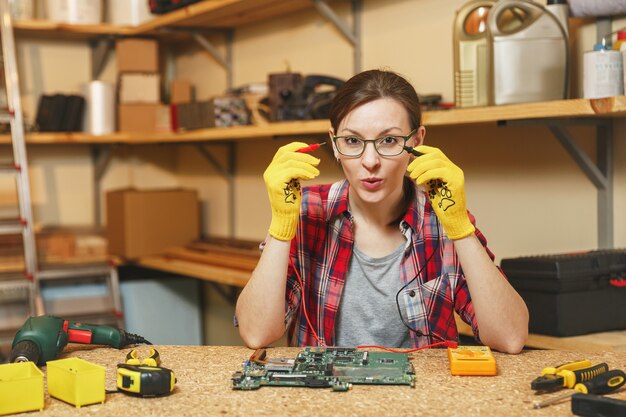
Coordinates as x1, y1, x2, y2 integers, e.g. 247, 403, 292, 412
291, 217, 458, 350
357, 341, 458, 353
292, 257, 327, 347
394, 220, 453, 344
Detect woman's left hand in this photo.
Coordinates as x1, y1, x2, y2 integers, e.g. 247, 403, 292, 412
406, 145, 475, 240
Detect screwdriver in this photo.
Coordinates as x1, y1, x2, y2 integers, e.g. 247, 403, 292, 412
533, 369, 626, 409
571, 393, 626, 417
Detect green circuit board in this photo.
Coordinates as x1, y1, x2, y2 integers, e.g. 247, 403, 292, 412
231, 347, 415, 392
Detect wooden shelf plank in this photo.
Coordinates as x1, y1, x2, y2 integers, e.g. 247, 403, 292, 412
4, 97, 626, 145
0, 120, 330, 145
14, 20, 132, 39
138, 255, 250, 288
12, 0, 326, 38
424, 96, 626, 126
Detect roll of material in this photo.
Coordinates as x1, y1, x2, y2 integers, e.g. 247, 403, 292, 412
107, 0, 152, 26
568, 0, 626, 17
45, 0, 102, 24
82, 81, 115, 135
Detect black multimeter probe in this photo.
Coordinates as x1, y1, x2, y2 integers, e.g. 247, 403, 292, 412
403, 146, 423, 157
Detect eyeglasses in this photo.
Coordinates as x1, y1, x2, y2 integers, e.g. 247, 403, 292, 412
332, 128, 417, 157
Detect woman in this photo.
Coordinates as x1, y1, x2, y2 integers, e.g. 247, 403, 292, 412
236, 69, 528, 353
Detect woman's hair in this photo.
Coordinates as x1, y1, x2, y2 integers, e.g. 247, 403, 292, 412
329, 69, 422, 133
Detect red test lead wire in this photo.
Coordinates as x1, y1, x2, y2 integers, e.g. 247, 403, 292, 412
289, 257, 459, 351
296, 142, 327, 153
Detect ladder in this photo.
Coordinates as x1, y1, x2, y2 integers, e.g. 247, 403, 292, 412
0, 0, 124, 334
0, 0, 39, 341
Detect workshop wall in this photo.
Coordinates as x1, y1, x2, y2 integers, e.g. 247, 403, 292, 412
3, 0, 625, 345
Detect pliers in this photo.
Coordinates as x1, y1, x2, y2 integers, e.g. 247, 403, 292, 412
532, 360, 609, 391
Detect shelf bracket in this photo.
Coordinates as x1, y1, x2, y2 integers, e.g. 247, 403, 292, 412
547, 120, 613, 249
206, 281, 239, 305
503, 118, 614, 249
194, 143, 237, 238
89, 37, 115, 80
92, 145, 113, 226
312, 0, 362, 73
596, 17, 612, 45
191, 30, 234, 89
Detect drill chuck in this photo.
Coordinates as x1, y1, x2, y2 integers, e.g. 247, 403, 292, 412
9, 340, 41, 364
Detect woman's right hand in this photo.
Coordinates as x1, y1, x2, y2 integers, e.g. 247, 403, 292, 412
263, 142, 321, 240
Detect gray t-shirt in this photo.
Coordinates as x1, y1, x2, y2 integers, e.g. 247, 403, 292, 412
335, 243, 412, 347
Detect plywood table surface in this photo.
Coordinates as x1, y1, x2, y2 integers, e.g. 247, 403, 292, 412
24, 345, 626, 417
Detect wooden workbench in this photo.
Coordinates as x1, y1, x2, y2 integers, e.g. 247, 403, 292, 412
27, 345, 626, 416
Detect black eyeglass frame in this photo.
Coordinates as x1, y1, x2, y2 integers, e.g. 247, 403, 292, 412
332, 128, 418, 157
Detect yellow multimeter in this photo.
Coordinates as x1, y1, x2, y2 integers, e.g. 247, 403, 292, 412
448, 345, 497, 376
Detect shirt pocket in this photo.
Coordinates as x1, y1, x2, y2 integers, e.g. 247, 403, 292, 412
399, 273, 454, 341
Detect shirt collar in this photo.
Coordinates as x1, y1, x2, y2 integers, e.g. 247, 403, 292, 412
400, 180, 426, 236
325, 179, 351, 221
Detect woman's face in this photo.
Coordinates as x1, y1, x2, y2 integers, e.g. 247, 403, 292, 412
330, 97, 425, 208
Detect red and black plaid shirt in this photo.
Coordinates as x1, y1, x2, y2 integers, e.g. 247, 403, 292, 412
285, 179, 500, 347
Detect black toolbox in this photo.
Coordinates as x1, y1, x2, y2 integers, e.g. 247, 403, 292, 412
500, 250, 626, 337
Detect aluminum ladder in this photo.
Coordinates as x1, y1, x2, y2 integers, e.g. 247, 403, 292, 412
0, 0, 124, 333
0, 0, 40, 343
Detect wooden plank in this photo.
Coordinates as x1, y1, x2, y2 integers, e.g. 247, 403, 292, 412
138, 256, 250, 287
14, 20, 132, 39
455, 315, 626, 352
132, 0, 315, 32
425, 96, 626, 127
182, 0, 314, 28
6, 97, 626, 145
12, 0, 326, 37
163, 246, 259, 271
0, 119, 330, 144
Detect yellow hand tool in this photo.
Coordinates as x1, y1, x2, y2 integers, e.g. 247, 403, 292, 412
533, 369, 626, 409
531, 360, 608, 391
116, 348, 176, 397
125, 348, 160, 367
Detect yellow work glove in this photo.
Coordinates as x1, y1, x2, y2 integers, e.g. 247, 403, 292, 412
406, 145, 475, 240
263, 142, 321, 241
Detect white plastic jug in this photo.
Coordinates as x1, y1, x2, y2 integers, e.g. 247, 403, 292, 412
487, 0, 569, 105
453, 0, 497, 108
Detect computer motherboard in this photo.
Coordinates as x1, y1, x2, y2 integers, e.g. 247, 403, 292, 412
232, 347, 415, 392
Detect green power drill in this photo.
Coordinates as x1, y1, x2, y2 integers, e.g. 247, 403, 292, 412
10, 315, 151, 366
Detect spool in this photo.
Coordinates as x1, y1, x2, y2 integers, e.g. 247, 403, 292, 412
82, 81, 115, 135
45, 0, 102, 24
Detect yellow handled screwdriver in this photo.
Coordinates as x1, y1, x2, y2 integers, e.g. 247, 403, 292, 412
533, 369, 626, 409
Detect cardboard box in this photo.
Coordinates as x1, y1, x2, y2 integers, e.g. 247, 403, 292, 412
116, 38, 158, 73
106, 188, 199, 258
170, 79, 192, 104
119, 73, 160, 103
118, 103, 161, 133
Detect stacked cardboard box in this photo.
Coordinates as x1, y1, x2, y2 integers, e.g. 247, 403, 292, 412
106, 188, 199, 259
116, 38, 170, 133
